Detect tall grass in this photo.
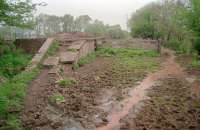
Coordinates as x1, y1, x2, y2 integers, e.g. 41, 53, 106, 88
0, 69, 39, 130
0, 45, 32, 78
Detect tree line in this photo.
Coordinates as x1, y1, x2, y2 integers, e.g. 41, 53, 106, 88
35, 14, 128, 39
128, 0, 200, 55
0, 0, 128, 40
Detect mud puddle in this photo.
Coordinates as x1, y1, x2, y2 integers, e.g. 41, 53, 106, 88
96, 49, 184, 130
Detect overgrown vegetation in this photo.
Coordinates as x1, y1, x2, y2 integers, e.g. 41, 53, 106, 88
73, 52, 97, 70
57, 78, 76, 87
128, 0, 200, 55
46, 41, 59, 56
73, 46, 159, 71
0, 42, 32, 78
0, 69, 39, 130
97, 47, 159, 71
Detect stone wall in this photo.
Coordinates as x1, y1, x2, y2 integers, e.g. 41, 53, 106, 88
14, 38, 46, 54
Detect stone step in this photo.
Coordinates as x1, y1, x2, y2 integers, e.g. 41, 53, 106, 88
59, 52, 79, 64
67, 40, 85, 51
43, 57, 59, 67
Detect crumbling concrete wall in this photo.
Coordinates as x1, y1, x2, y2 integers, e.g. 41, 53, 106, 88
78, 40, 95, 58
26, 38, 55, 71
14, 38, 46, 54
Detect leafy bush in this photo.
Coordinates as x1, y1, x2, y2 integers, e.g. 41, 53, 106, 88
190, 58, 200, 68
194, 38, 200, 55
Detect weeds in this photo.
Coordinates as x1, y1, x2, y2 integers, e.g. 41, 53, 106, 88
49, 93, 65, 104
0, 47, 32, 78
57, 78, 76, 87
73, 52, 96, 70
73, 47, 159, 71
96, 47, 158, 58
190, 58, 200, 68
46, 41, 59, 56
0, 69, 39, 130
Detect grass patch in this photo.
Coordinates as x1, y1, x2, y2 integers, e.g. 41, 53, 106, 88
0, 46, 32, 78
96, 47, 159, 71
57, 78, 76, 87
73, 52, 96, 70
67, 48, 78, 52
189, 58, 200, 68
46, 41, 59, 56
49, 93, 65, 104
96, 47, 158, 58
73, 47, 159, 70
0, 69, 40, 130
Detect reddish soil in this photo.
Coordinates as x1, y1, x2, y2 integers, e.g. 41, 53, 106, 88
112, 53, 200, 130
96, 49, 184, 130
21, 55, 150, 130
21, 37, 200, 130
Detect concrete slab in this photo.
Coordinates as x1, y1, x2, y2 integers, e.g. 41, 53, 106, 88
43, 57, 59, 67
60, 52, 78, 64
67, 40, 85, 51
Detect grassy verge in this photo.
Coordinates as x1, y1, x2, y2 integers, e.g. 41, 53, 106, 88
73, 47, 159, 71
0, 69, 40, 130
0, 40, 58, 129
0, 46, 32, 79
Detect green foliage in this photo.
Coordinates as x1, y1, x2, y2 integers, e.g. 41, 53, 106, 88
97, 47, 158, 58
187, 0, 200, 54
73, 52, 96, 70
190, 59, 200, 68
0, 0, 38, 28
49, 93, 65, 103
98, 47, 159, 72
128, 1, 196, 54
57, 78, 76, 87
73, 47, 158, 70
0, 43, 32, 78
46, 41, 59, 56
128, 3, 161, 39
0, 69, 39, 130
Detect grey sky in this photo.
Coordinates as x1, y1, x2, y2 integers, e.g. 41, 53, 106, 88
33, 0, 158, 30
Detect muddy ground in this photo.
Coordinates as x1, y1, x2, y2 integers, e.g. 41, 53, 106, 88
118, 55, 200, 130
21, 39, 161, 130
21, 38, 200, 130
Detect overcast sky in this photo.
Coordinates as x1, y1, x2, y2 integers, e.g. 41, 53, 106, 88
33, 0, 158, 30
